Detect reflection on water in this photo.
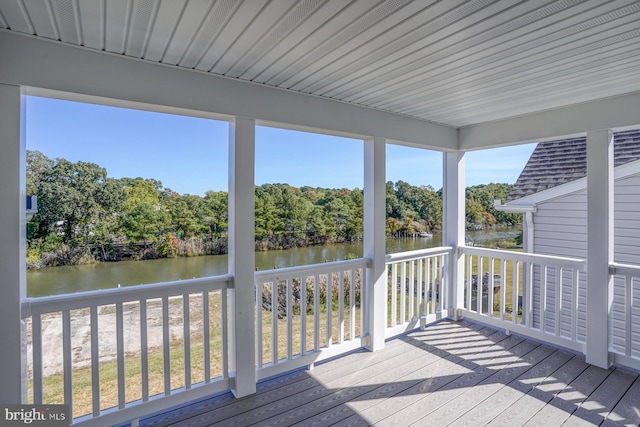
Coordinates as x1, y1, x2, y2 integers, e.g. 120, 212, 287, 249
27, 227, 519, 297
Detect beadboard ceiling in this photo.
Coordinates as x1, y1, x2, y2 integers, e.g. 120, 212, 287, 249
1, 0, 639, 128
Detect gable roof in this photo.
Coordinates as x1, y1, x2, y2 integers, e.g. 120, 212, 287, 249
507, 129, 640, 202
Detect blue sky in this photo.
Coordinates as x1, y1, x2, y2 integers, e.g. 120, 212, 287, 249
25, 96, 536, 195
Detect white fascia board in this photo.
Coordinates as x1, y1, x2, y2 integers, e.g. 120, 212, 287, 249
0, 31, 457, 150
506, 159, 640, 206
493, 200, 535, 213
459, 92, 640, 150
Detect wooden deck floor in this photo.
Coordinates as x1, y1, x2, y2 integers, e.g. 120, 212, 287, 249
140, 320, 640, 426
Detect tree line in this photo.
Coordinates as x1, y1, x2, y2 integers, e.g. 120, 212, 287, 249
26, 150, 520, 267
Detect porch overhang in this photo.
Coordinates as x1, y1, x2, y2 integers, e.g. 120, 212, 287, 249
0, 31, 458, 152
2, 1, 640, 423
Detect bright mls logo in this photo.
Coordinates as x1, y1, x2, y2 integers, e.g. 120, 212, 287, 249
1, 405, 68, 426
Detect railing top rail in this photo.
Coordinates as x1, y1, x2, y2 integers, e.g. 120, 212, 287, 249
461, 246, 586, 270
255, 257, 370, 282
22, 274, 233, 318
385, 246, 453, 263
610, 262, 640, 277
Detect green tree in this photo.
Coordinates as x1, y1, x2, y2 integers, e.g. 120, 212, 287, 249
26, 150, 54, 195
165, 195, 205, 239
204, 191, 228, 237
121, 203, 168, 246
121, 177, 162, 211
35, 158, 125, 245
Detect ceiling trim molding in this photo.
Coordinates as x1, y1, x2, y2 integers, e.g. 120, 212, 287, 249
0, 31, 457, 150
459, 91, 640, 150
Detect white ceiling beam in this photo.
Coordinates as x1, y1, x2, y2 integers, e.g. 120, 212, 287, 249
0, 31, 457, 151
459, 91, 640, 150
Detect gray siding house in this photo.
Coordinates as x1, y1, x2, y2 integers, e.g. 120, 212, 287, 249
499, 129, 640, 356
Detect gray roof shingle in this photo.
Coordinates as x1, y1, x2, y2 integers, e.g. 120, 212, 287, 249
508, 129, 640, 201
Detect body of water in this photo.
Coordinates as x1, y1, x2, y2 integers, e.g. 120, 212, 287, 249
27, 228, 519, 297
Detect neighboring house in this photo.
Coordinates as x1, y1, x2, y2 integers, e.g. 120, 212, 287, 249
497, 129, 640, 354
26, 195, 37, 221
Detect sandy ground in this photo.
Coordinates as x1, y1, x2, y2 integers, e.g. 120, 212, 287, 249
26, 296, 214, 377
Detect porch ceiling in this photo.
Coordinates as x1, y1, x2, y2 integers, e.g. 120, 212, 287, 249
1, 0, 640, 130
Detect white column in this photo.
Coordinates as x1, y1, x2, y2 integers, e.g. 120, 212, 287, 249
364, 137, 386, 351
0, 84, 26, 403
586, 129, 613, 368
443, 151, 465, 318
228, 117, 256, 397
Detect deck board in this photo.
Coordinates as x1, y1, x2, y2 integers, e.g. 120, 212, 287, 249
564, 368, 638, 426
138, 320, 640, 427
602, 376, 640, 426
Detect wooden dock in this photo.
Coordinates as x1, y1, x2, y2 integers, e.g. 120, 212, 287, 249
138, 320, 640, 426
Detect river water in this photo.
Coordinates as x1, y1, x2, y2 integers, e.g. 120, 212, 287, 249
27, 228, 519, 297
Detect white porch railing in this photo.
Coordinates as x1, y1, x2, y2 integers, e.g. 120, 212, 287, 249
22, 275, 232, 427
610, 262, 640, 371
254, 258, 368, 380
385, 247, 454, 338
460, 246, 587, 353
22, 248, 640, 426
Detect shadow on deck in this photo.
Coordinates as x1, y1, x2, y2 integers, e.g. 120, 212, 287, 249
129, 320, 640, 426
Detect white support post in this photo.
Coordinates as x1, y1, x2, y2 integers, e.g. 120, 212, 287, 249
443, 151, 465, 318
0, 84, 26, 403
586, 129, 613, 368
364, 137, 386, 351
228, 117, 256, 397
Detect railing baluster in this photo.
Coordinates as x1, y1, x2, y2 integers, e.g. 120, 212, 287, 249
202, 291, 210, 383
439, 255, 446, 312
62, 310, 72, 420
162, 296, 170, 395
626, 275, 633, 357
360, 267, 365, 337
488, 257, 495, 318
571, 268, 578, 342
300, 276, 307, 355
271, 281, 278, 364
555, 268, 562, 336
436, 256, 441, 313
221, 289, 228, 378
286, 279, 292, 360
500, 259, 506, 320
391, 263, 397, 327
183, 294, 191, 389
478, 256, 484, 314
314, 274, 319, 351
116, 302, 125, 408
540, 266, 547, 333
409, 261, 415, 320
338, 271, 344, 344
326, 272, 332, 348
467, 255, 473, 311
32, 314, 43, 405
349, 269, 355, 340
90, 306, 100, 414
512, 261, 519, 325
417, 259, 423, 318
256, 282, 263, 368
427, 257, 433, 315
400, 262, 406, 323
525, 263, 533, 328
140, 300, 149, 402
